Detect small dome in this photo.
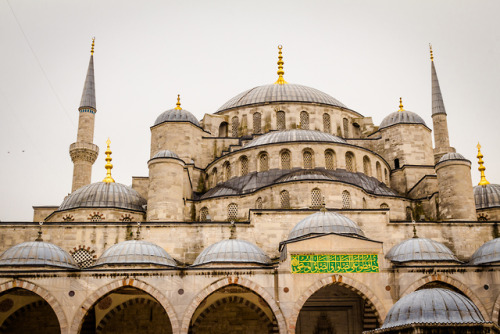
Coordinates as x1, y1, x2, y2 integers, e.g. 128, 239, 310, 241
154, 108, 200, 127
288, 211, 365, 240
59, 182, 147, 212
217, 83, 348, 112
386, 237, 459, 263
0, 241, 77, 269
152, 150, 180, 159
244, 129, 346, 149
474, 183, 500, 209
192, 239, 271, 266
469, 238, 500, 265
379, 110, 426, 129
94, 240, 176, 267
438, 152, 467, 163
382, 288, 484, 328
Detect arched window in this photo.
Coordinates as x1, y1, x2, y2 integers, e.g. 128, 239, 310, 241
342, 191, 351, 209
363, 156, 372, 176
325, 149, 336, 170
380, 203, 389, 209
240, 156, 249, 176
231, 116, 239, 137
280, 190, 290, 209
300, 111, 309, 129
362, 198, 367, 209
345, 152, 355, 172
280, 150, 291, 169
223, 161, 231, 181
394, 158, 400, 169
311, 188, 322, 208
384, 169, 389, 184
376, 162, 382, 181
227, 203, 238, 221
406, 207, 413, 220
303, 150, 313, 169
343, 118, 349, 137
259, 152, 269, 172
88, 212, 104, 222
218, 122, 228, 137
276, 110, 286, 130
211, 168, 218, 187
323, 113, 331, 133
253, 112, 262, 134
200, 207, 209, 221
256, 197, 263, 209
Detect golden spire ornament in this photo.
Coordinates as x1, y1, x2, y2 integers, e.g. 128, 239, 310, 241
274, 45, 288, 85
429, 43, 433, 62
175, 94, 182, 110
477, 143, 490, 186
398, 97, 405, 111
103, 138, 115, 183
91, 37, 95, 55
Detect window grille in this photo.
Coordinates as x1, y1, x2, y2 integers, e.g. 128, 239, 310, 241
71, 248, 95, 268
240, 156, 249, 176
323, 113, 331, 133
212, 168, 218, 187
259, 153, 269, 172
231, 116, 239, 137
300, 111, 309, 130
380, 203, 389, 209
120, 215, 132, 222
325, 150, 335, 170
276, 111, 286, 130
384, 169, 389, 184
342, 191, 351, 209
281, 150, 291, 169
376, 162, 382, 181
89, 213, 103, 222
224, 162, 231, 181
311, 188, 322, 208
345, 152, 355, 172
200, 207, 209, 221
363, 198, 367, 209
256, 197, 263, 209
253, 112, 262, 134
343, 118, 349, 137
303, 150, 313, 169
227, 203, 238, 221
363, 156, 372, 176
280, 190, 290, 209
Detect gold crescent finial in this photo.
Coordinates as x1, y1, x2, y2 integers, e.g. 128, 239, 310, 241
274, 45, 288, 85
91, 37, 95, 55
175, 94, 182, 110
103, 138, 115, 183
398, 97, 404, 111
429, 43, 433, 61
477, 142, 490, 186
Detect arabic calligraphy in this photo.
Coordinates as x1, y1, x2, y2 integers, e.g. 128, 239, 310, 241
291, 254, 379, 273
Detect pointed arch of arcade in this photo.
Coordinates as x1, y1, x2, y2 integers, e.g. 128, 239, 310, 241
401, 274, 489, 321
69, 277, 180, 334
0, 280, 69, 333
180, 276, 286, 334
491, 293, 500, 324
288, 274, 386, 334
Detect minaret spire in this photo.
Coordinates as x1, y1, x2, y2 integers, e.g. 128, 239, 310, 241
274, 45, 288, 85
431, 44, 446, 116
477, 143, 490, 186
80, 38, 96, 110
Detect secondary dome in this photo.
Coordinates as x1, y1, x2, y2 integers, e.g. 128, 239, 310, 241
192, 239, 271, 266
152, 149, 180, 159
469, 238, 500, 265
59, 182, 146, 212
379, 110, 426, 129
217, 83, 348, 112
94, 240, 176, 267
438, 152, 467, 163
288, 211, 365, 240
154, 108, 200, 127
474, 184, 500, 209
0, 241, 77, 269
244, 129, 346, 149
386, 237, 459, 263
381, 288, 485, 328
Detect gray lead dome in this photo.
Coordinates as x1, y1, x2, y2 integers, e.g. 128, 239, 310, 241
152, 150, 180, 159
474, 184, 500, 209
0, 241, 78, 269
154, 108, 200, 127
192, 239, 271, 266
379, 110, 426, 129
288, 211, 365, 240
94, 240, 176, 267
469, 238, 500, 265
381, 288, 485, 328
244, 129, 346, 149
385, 238, 459, 263
438, 152, 467, 163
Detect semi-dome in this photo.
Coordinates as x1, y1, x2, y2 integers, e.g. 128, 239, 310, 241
379, 110, 426, 129
59, 182, 147, 212
381, 288, 485, 328
154, 108, 200, 127
244, 129, 346, 149
386, 237, 459, 263
469, 238, 500, 265
474, 183, 500, 209
217, 83, 348, 112
152, 149, 180, 159
0, 241, 78, 269
94, 240, 176, 267
288, 211, 365, 240
192, 239, 271, 266
438, 152, 467, 163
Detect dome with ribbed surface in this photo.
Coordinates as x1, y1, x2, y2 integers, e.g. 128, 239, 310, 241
288, 211, 365, 240
0, 241, 77, 269
386, 237, 459, 263
438, 152, 467, 163
379, 110, 426, 129
217, 83, 347, 112
152, 150, 180, 159
94, 240, 176, 267
59, 182, 146, 212
192, 239, 270, 266
474, 184, 500, 209
154, 108, 200, 127
244, 129, 346, 149
469, 238, 500, 265
381, 288, 485, 328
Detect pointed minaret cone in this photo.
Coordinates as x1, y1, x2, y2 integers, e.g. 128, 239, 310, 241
430, 44, 455, 162
69, 38, 99, 192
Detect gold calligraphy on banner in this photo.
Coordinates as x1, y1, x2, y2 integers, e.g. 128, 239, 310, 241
290, 254, 379, 273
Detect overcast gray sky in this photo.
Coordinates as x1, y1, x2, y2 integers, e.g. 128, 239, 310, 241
1, 0, 499, 221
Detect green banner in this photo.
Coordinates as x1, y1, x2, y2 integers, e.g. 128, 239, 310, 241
291, 254, 379, 273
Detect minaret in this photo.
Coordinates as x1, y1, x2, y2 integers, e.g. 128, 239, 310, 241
430, 44, 455, 162
69, 38, 99, 192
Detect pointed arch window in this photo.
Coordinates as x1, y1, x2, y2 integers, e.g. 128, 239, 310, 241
325, 149, 336, 170
300, 111, 309, 129
253, 112, 262, 134
280, 190, 290, 209
280, 150, 291, 169
376, 162, 382, 181
363, 156, 372, 176
240, 156, 249, 176
223, 161, 231, 181
200, 207, 209, 221
323, 113, 331, 133
276, 111, 286, 130
256, 197, 263, 209
231, 116, 239, 137
345, 152, 355, 172
303, 150, 314, 169
211, 168, 218, 187
259, 152, 269, 172
342, 190, 351, 209
311, 188, 322, 208
227, 203, 238, 221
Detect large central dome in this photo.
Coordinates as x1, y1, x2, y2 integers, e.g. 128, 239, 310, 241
216, 83, 348, 112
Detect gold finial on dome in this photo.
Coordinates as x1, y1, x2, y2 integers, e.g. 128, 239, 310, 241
103, 138, 115, 183
429, 43, 433, 62
477, 142, 490, 186
175, 94, 182, 110
398, 97, 405, 112
274, 45, 288, 85
91, 37, 95, 55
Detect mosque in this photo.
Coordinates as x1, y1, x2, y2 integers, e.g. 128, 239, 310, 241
0, 40, 500, 334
